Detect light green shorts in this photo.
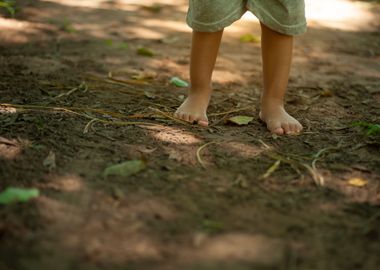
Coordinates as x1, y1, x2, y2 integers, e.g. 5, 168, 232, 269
187, 0, 307, 35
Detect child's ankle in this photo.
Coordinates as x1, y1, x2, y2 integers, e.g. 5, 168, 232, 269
189, 86, 212, 95
261, 95, 284, 108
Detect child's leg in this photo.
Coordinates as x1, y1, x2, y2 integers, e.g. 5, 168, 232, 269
174, 30, 224, 126
259, 23, 303, 135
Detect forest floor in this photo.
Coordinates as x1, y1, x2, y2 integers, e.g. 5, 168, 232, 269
1, 1, 380, 269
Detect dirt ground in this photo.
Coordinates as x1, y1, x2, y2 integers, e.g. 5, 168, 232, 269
0, 0, 380, 269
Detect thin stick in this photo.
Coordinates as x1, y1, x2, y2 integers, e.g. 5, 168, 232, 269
0, 103, 160, 128
150, 107, 190, 125
84, 74, 147, 93
1, 103, 124, 119
209, 106, 252, 117
260, 160, 281, 179
196, 141, 220, 169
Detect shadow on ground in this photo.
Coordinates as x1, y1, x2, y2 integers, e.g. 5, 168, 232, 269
0, 1, 380, 270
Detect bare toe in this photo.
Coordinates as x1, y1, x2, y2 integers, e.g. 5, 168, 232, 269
176, 113, 184, 121
183, 114, 190, 122
297, 123, 303, 132
289, 123, 298, 133
282, 123, 291, 134
197, 120, 209, 127
188, 115, 197, 124
268, 121, 284, 135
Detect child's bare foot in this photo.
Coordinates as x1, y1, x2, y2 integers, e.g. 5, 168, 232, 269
174, 90, 211, 126
259, 100, 303, 135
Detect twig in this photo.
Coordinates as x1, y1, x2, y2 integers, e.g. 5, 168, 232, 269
108, 71, 150, 85
83, 118, 98, 134
0, 103, 160, 133
260, 160, 281, 179
196, 141, 220, 169
150, 107, 190, 125
84, 74, 146, 95
209, 106, 252, 117
303, 164, 324, 186
54, 81, 88, 99
0, 103, 127, 119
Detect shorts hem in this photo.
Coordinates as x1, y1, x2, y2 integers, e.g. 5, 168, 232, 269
247, 3, 307, 36
186, 5, 246, 32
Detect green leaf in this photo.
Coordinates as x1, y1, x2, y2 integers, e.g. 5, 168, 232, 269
227, 115, 254, 125
137, 47, 155, 57
240, 33, 261, 43
103, 160, 146, 178
104, 39, 113, 46
144, 91, 156, 99
0, 187, 39, 205
104, 40, 129, 50
201, 219, 224, 232
352, 121, 380, 136
117, 42, 129, 50
170, 77, 189, 87
0, 1, 15, 16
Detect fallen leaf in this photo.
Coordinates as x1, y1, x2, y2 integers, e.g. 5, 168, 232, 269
131, 70, 157, 80
202, 219, 224, 232
116, 42, 129, 50
0, 187, 39, 204
137, 47, 154, 57
170, 77, 189, 87
104, 39, 113, 46
347, 177, 368, 187
240, 33, 261, 43
144, 91, 156, 99
320, 89, 333, 97
43, 150, 56, 170
141, 4, 162, 13
227, 115, 254, 125
103, 160, 146, 178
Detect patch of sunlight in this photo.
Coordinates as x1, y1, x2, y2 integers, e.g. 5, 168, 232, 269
193, 233, 284, 265
43, 174, 84, 192
241, 0, 375, 31
305, 0, 375, 31
0, 18, 39, 32
224, 141, 263, 159
0, 105, 17, 114
152, 126, 201, 144
129, 26, 165, 39
140, 19, 190, 33
39, 0, 105, 8
40, 0, 187, 10
0, 18, 52, 43
0, 137, 24, 160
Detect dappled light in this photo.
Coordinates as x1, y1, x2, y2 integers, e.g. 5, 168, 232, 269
305, 0, 377, 31
241, 0, 376, 31
42, 174, 84, 192
223, 141, 263, 159
151, 125, 201, 144
0, 137, 25, 160
0, 17, 52, 43
0, 105, 17, 114
190, 233, 284, 265
1, 0, 379, 269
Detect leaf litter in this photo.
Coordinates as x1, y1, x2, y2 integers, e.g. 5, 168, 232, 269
103, 159, 147, 178
0, 187, 40, 205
